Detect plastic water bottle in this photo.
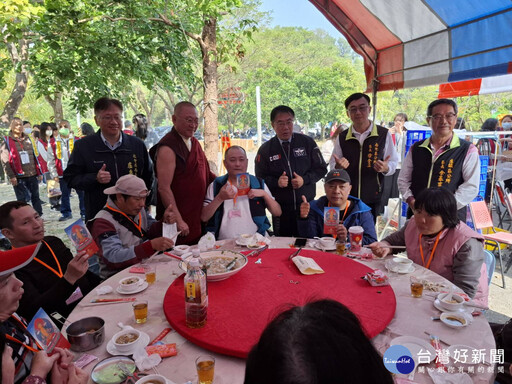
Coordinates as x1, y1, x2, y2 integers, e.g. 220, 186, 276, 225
185, 256, 208, 328
192, 248, 208, 294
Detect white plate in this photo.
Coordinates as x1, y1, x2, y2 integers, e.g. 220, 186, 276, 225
440, 312, 472, 329
314, 243, 336, 251
172, 245, 190, 256
390, 335, 436, 364
247, 243, 267, 249
116, 281, 149, 295
107, 331, 150, 356
179, 250, 248, 282
433, 299, 472, 314
385, 260, 415, 274
235, 239, 250, 247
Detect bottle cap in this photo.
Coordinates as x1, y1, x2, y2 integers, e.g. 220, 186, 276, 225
188, 257, 200, 268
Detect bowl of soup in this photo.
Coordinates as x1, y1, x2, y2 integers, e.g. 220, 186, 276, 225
112, 329, 141, 352
135, 374, 168, 384
118, 276, 143, 293
180, 250, 248, 282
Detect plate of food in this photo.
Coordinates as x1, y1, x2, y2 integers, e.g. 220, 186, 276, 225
91, 356, 136, 384
180, 250, 248, 281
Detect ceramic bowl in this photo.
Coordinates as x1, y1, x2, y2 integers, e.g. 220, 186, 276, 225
112, 329, 141, 352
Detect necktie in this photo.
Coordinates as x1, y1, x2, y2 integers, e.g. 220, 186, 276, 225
282, 141, 290, 158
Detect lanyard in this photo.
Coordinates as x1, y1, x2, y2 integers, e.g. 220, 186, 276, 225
418, 232, 442, 269
6, 316, 42, 353
106, 203, 143, 236
328, 201, 350, 223
34, 241, 63, 278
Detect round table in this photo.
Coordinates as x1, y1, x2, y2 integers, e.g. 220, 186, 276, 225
163, 248, 396, 357
66, 237, 497, 384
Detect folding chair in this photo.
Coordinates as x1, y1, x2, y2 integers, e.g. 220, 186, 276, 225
483, 250, 496, 286
494, 180, 511, 229
469, 200, 512, 288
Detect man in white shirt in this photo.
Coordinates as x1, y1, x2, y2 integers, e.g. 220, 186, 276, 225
329, 93, 399, 221
202, 146, 282, 240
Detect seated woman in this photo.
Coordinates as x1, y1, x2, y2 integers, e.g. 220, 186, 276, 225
0, 245, 85, 383
370, 187, 487, 305
244, 299, 393, 384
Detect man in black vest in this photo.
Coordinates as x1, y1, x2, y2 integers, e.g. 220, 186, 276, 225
255, 105, 327, 236
330, 93, 398, 221
397, 98, 480, 221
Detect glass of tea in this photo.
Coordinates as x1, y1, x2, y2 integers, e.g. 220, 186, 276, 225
143, 264, 156, 285
132, 300, 148, 324
196, 355, 215, 384
410, 276, 424, 298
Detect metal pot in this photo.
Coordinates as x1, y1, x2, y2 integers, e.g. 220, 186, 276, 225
66, 317, 105, 352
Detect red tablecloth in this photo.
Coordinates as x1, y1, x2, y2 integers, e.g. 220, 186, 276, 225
163, 249, 396, 358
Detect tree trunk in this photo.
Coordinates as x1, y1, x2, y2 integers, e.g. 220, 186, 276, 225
201, 17, 219, 163
0, 40, 29, 128
44, 92, 63, 123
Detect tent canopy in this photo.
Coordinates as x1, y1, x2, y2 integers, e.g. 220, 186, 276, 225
309, 0, 512, 93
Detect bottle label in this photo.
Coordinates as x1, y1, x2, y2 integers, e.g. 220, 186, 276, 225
186, 282, 196, 299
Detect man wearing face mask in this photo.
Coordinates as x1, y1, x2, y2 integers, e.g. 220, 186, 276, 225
47, 120, 74, 221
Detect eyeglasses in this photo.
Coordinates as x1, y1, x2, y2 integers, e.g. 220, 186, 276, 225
99, 115, 122, 122
429, 113, 457, 122
347, 106, 369, 114
275, 119, 294, 128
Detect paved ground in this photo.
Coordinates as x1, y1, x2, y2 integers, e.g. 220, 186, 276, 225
1, 149, 510, 324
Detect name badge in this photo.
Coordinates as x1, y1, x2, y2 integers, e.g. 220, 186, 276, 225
228, 208, 242, 219
19, 151, 30, 164
65, 287, 83, 305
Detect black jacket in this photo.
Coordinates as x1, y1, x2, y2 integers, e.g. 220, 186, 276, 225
63, 131, 153, 221
16, 236, 101, 320
255, 133, 327, 208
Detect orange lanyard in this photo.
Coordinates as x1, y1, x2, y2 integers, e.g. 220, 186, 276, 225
12, 241, 63, 278
106, 203, 143, 236
418, 232, 442, 269
329, 201, 350, 223
6, 316, 42, 353
34, 241, 63, 278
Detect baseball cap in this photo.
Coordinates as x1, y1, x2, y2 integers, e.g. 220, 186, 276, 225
324, 169, 351, 184
103, 175, 149, 197
0, 243, 40, 277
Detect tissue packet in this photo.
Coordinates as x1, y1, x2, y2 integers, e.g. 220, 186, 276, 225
145, 343, 177, 358
292, 256, 324, 275
365, 269, 389, 286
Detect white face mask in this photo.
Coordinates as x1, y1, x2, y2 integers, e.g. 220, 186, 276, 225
503, 122, 512, 130
23, 128, 32, 134
46, 130, 52, 137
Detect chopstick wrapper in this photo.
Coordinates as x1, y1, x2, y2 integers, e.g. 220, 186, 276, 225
293, 256, 324, 275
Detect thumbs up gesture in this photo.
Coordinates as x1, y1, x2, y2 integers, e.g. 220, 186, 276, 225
278, 171, 289, 188
333, 154, 349, 169
300, 195, 310, 218
373, 155, 391, 173
291, 172, 304, 189
96, 163, 111, 184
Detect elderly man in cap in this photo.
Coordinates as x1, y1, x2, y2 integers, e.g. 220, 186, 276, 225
89, 174, 176, 278
297, 169, 377, 244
